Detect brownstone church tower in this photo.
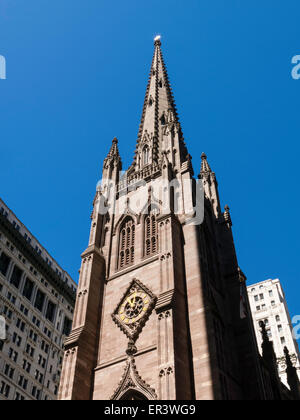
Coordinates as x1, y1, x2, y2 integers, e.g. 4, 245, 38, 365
58, 38, 294, 400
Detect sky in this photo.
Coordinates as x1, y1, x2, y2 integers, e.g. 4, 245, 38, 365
0, 1, 299, 343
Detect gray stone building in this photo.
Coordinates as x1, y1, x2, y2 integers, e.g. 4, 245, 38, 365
0, 198, 76, 400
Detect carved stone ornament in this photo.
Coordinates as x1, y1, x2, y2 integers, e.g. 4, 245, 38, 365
112, 278, 157, 342
110, 356, 157, 400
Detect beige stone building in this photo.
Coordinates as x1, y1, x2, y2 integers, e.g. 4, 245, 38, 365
58, 38, 299, 400
0, 198, 76, 400
247, 279, 300, 388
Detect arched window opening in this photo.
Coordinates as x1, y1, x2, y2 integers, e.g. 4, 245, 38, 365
145, 214, 158, 257
143, 146, 150, 166
119, 218, 135, 269
120, 390, 148, 400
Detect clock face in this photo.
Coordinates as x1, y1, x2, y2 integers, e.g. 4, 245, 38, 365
112, 278, 157, 341
119, 291, 150, 325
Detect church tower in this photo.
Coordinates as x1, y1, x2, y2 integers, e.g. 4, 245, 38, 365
58, 37, 276, 400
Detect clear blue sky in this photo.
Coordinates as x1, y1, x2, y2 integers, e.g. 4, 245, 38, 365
0, 1, 299, 342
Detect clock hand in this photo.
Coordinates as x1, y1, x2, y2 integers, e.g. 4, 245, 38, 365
126, 297, 134, 308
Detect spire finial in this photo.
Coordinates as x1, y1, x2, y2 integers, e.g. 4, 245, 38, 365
104, 137, 121, 165
154, 35, 161, 46
200, 152, 212, 174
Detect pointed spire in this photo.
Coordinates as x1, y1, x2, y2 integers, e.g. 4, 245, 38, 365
107, 137, 120, 159
200, 152, 212, 174
131, 37, 188, 170
103, 137, 122, 169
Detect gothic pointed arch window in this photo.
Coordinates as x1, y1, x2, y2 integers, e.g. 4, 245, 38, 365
143, 146, 150, 166
160, 113, 166, 126
144, 212, 158, 257
120, 390, 148, 400
119, 217, 135, 269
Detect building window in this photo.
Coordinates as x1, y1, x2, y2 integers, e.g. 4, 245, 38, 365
144, 214, 158, 257
0, 381, 10, 398
118, 218, 135, 269
22, 278, 34, 301
62, 317, 72, 336
34, 289, 45, 312
46, 301, 56, 323
278, 324, 283, 333
4, 364, 14, 379
10, 265, 23, 289
0, 252, 11, 276
259, 294, 264, 300
22, 359, 31, 374
16, 318, 26, 332
280, 337, 286, 345
7, 291, 16, 304
18, 376, 28, 391
254, 295, 258, 302
271, 300, 275, 306
269, 290, 273, 297
15, 392, 25, 400
12, 333, 22, 347
25, 344, 35, 358
8, 348, 18, 363
276, 315, 280, 322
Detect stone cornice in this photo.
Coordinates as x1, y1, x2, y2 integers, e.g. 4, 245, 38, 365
94, 344, 157, 372
81, 244, 104, 260
155, 289, 175, 312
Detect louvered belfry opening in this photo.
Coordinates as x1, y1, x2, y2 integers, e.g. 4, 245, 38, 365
145, 213, 158, 257
119, 217, 135, 269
